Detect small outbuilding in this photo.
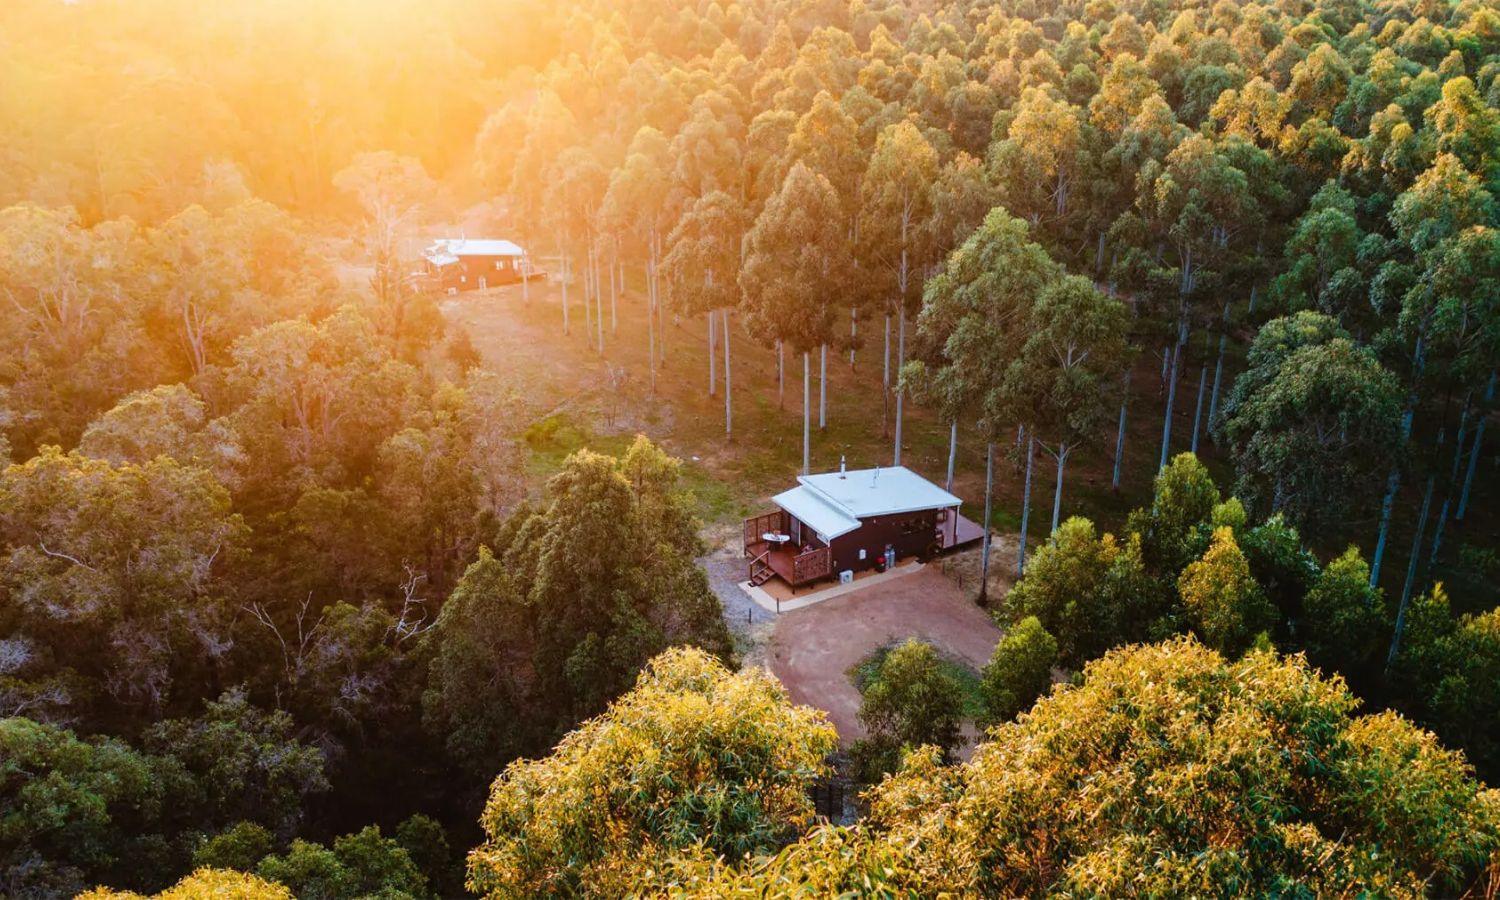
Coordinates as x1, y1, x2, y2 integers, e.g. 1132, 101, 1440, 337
743, 463, 986, 590
415, 239, 542, 294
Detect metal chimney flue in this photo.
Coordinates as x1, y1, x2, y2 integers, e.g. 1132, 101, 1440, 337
839, 456, 846, 478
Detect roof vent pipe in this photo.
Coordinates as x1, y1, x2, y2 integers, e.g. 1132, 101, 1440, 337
839, 456, 846, 478
873, 466, 879, 487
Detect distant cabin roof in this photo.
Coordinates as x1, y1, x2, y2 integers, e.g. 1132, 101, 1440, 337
772, 466, 962, 542
427, 253, 460, 267
426, 239, 525, 258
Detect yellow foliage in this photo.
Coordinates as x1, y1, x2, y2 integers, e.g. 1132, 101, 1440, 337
77, 868, 292, 900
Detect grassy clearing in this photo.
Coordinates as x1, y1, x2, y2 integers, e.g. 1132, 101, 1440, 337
849, 643, 987, 721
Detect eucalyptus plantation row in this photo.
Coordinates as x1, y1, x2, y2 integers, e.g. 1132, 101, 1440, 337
481, 0, 1500, 629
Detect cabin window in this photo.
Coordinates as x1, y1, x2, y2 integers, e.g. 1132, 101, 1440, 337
460, 275, 466, 283
495, 260, 504, 270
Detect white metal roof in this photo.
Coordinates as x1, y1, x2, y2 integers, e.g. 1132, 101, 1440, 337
798, 466, 963, 518
427, 253, 460, 267
771, 485, 861, 542
427, 239, 525, 258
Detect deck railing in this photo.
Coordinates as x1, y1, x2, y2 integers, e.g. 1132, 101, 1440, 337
792, 547, 832, 584
743, 510, 788, 555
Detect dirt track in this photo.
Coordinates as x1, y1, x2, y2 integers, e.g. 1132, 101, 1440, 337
765, 567, 1003, 748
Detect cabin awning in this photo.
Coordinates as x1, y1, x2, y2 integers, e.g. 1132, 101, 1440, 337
771, 485, 861, 543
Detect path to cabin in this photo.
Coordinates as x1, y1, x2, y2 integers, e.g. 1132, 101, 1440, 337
764, 566, 1004, 755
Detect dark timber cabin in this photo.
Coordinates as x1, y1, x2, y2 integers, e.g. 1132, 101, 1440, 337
415, 239, 542, 294
743, 463, 986, 591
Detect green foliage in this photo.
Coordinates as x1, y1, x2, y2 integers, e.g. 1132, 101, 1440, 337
255, 825, 429, 900
467, 647, 836, 898
1130, 452, 1221, 574
980, 616, 1058, 725
1217, 314, 1404, 531
1178, 527, 1275, 655
854, 640, 966, 778
1303, 547, 1386, 672
422, 437, 731, 777
192, 823, 274, 874
142, 689, 328, 838
1003, 516, 1152, 667
0, 718, 172, 896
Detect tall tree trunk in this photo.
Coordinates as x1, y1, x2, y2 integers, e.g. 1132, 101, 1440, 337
883, 314, 891, 387
894, 311, 907, 465
1018, 433, 1035, 576
979, 441, 994, 606
802, 351, 811, 475
1159, 321, 1185, 470
777, 341, 784, 410
1113, 370, 1131, 491
561, 251, 570, 335
1372, 337, 1425, 587
723, 308, 733, 439
946, 420, 958, 493
1208, 299, 1231, 437
1190, 365, 1208, 455
1051, 444, 1070, 534
583, 245, 593, 347
1457, 369, 1496, 521
850, 307, 857, 367
610, 257, 618, 333
646, 252, 657, 394
1389, 445, 1439, 671
819, 344, 827, 430
708, 310, 716, 397
594, 249, 604, 353
1429, 397, 1469, 569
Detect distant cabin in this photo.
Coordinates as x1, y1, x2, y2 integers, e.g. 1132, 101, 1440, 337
744, 465, 986, 591
415, 239, 542, 294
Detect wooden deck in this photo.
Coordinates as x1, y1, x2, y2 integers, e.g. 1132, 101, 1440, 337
945, 512, 986, 549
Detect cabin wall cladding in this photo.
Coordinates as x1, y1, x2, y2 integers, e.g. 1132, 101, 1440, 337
829, 510, 940, 575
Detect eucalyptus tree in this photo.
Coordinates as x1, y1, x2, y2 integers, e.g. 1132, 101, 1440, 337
911, 208, 1063, 599
1216, 315, 1404, 533
662, 191, 749, 438
861, 120, 938, 463
785, 91, 864, 430
600, 127, 677, 391
1004, 275, 1133, 534
740, 163, 847, 474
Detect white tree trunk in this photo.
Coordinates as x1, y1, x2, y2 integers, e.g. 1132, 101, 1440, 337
561, 251, 570, 335
723, 308, 733, 438
1372, 337, 1424, 587
1051, 445, 1069, 534
708, 310, 716, 397
777, 340, 784, 409
1159, 321, 1184, 470
883, 314, 891, 387
1208, 300, 1231, 435
946, 420, 958, 492
1457, 369, 1496, 521
850, 307, 857, 366
819, 343, 827, 430
646, 253, 657, 394
1429, 398, 1470, 568
1018, 433, 1035, 576
894, 311, 906, 465
1190, 365, 1208, 455
522, 254, 530, 304
802, 351, 811, 475
1113, 370, 1131, 491
1390, 452, 1438, 669
980, 441, 994, 605
610, 257, 618, 333
595, 251, 604, 353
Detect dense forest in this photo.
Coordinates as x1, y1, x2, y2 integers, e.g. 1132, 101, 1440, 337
3, 0, 1500, 896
